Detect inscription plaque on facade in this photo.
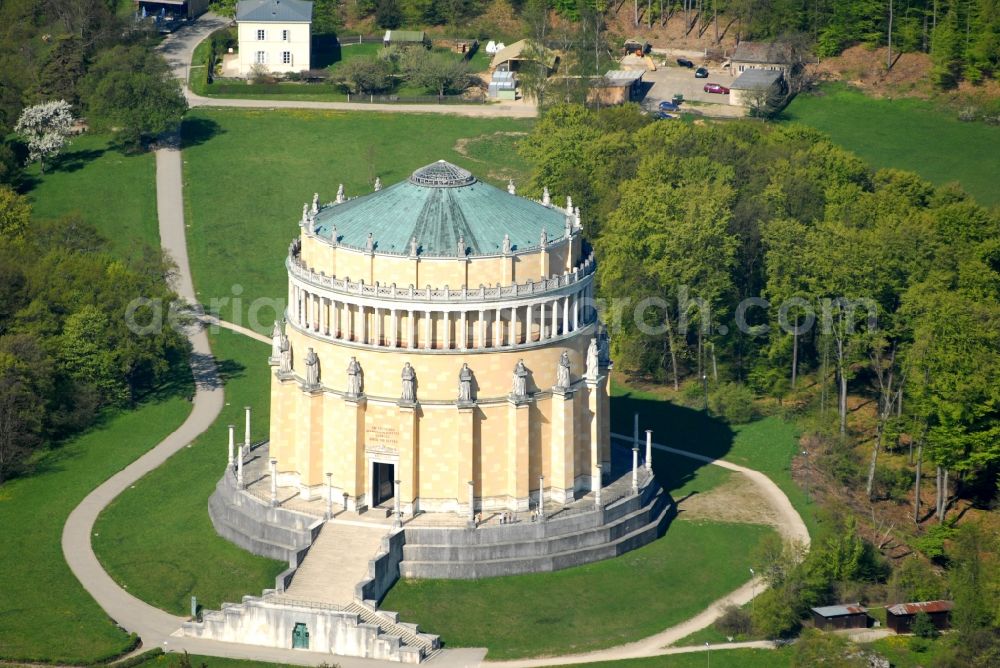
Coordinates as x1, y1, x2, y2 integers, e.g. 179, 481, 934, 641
365, 424, 399, 454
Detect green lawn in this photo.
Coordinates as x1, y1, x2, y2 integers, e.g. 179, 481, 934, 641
864, 634, 954, 667
25, 133, 159, 254
611, 381, 819, 537
93, 329, 286, 615
181, 109, 534, 327
782, 84, 1000, 207
382, 521, 776, 659
136, 647, 791, 668
0, 379, 193, 663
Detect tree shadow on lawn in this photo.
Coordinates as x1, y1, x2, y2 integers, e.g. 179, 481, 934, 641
180, 117, 224, 149
48, 147, 107, 174
611, 392, 734, 494
313, 34, 340, 69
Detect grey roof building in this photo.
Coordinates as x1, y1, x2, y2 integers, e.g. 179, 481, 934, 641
236, 0, 313, 22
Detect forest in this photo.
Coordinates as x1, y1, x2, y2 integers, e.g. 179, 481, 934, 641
518, 103, 1000, 662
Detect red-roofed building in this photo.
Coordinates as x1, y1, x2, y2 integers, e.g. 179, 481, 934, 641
886, 600, 954, 633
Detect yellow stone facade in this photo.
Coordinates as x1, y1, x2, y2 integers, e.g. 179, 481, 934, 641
268, 164, 611, 514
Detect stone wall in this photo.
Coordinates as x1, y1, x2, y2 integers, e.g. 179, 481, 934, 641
358, 529, 406, 604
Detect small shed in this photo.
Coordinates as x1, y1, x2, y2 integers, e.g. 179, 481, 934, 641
731, 40, 792, 73
383, 30, 427, 47
729, 69, 783, 107
623, 37, 650, 56
490, 39, 558, 73
588, 69, 644, 105
810, 603, 869, 631
137, 0, 209, 19
886, 600, 954, 634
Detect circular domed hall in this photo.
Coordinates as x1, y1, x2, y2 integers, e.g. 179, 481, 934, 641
269, 160, 610, 515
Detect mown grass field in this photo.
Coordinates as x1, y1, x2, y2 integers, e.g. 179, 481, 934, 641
382, 520, 776, 659
93, 329, 286, 614
24, 133, 160, 253
782, 84, 1000, 207
181, 109, 533, 326
0, 380, 193, 662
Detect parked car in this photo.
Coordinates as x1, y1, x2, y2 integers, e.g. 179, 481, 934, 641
676, 58, 694, 68
652, 111, 676, 120
694, 67, 709, 78
703, 82, 730, 94
658, 101, 680, 111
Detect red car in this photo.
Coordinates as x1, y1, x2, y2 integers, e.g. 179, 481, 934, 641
703, 83, 730, 94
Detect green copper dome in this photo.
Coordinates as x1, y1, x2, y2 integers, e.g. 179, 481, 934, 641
312, 161, 569, 256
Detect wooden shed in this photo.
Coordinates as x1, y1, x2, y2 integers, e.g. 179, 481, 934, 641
810, 603, 869, 630
886, 600, 953, 634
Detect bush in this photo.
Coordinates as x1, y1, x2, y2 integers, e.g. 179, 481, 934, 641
913, 522, 957, 564
714, 604, 753, 637
708, 382, 755, 424
912, 611, 940, 639
872, 464, 913, 502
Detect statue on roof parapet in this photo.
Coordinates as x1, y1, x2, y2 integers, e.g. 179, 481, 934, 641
507, 179, 516, 195
311, 193, 319, 214
542, 186, 550, 206
374, 176, 382, 191
336, 184, 345, 204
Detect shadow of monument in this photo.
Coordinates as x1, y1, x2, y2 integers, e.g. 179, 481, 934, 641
610, 391, 735, 496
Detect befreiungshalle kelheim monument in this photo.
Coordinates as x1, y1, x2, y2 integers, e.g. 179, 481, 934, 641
191, 162, 670, 661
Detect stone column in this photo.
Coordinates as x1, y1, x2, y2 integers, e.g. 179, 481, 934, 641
227, 424, 235, 468
551, 387, 576, 505
342, 395, 367, 512
270, 458, 278, 507
443, 311, 450, 350
494, 306, 502, 347
587, 376, 602, 494
631, 446, 639, 494
478, 309, 486, 349
460, 310, 468, 350
562, 295, 570, 334
424, 309, 432, 350
645, 429, 653, 471
467, 480, 475, 528
391, 308, 398, 347
398, 404, 418, 516
538, 474, 545, 519
360, 304, 368, 344
326, 472, 333, 519
375, 307, 382, 346
540, 301, 548, 339
332, 299, 340, 338
244, 406, 251, 448
507, 398, 530, 510
303, 290, 310, 328
237, 445, 244, 488
573, 290, 580, 330
408, 309, 415, 349
526, 303, 534, 343
457, 404, 475, 515
509, 306, 517, 346
393, 479, 402, 528
594, 463, 602, 508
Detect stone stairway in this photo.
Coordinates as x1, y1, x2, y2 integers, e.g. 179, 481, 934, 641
345, 600, 439, 653
279, 520, 388, 603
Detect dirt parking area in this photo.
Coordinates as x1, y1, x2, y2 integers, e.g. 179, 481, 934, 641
639, 62, 745, 118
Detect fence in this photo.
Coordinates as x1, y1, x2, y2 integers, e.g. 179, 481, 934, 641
346, 92, 487, 104
336, 34, 385, 45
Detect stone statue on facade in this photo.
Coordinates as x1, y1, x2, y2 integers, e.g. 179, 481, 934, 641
346, 356, 363, 397
598, 324, 610, 366
278, 332, 292, 374
542, 186, 550, 206
270, 321, 283, 362
401, 362, 416, 404
304, 347, 320, 386
575, 206, 581, 229
586, 337, 599, 381
564, 215, 573, 238
540, 228, 548, 249
512, 359, 528, 399
556, 351, 571, 390
502, 233, 511, 255
336, 184, 345, 204
311, 193, 319, 214
410, 236, 418, 258
566, 195, 572, 212
330, 224, 338, 245
365, 232, 374, 253
374, 176, 382, 191
457, 234, 466, 258
301, 203, 309, 225
458, 363, 473, 403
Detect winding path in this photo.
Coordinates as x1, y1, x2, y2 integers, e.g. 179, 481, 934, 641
58, 16, 810, 668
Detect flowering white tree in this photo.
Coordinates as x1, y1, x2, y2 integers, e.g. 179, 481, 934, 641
14, 100, 76, 173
